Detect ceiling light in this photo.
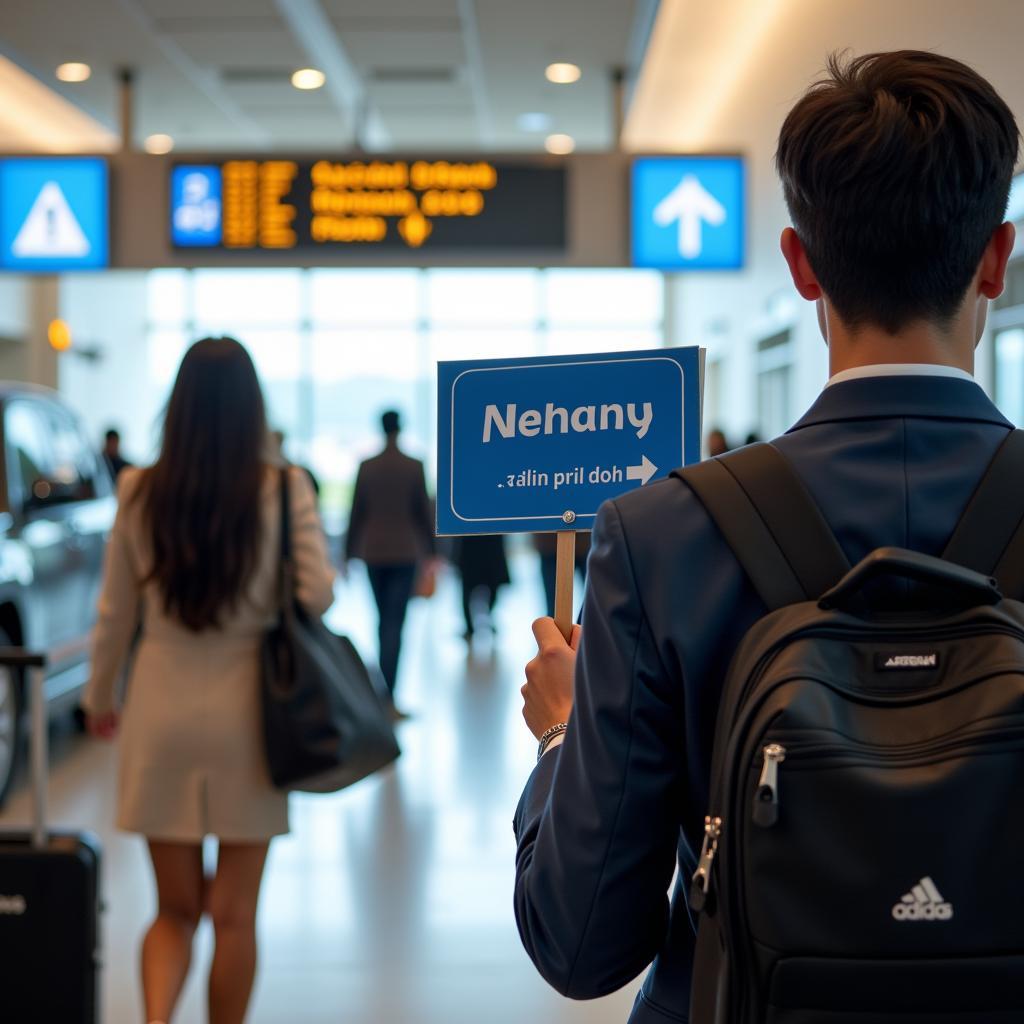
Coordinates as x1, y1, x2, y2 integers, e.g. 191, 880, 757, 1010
518, 112, 551, 132
545, 133, 575, 155
144, 133, 174, 155
545, 62, 581, 85
292, 68, 326, 90
56, 62, 91, 83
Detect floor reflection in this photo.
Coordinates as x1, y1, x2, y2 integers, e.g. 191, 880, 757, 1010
0, 557, 638, 1022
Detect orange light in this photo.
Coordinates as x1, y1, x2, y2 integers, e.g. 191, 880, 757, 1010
48, 319, 73, 352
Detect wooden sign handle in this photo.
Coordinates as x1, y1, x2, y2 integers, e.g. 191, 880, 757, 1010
554, 530, 577, 642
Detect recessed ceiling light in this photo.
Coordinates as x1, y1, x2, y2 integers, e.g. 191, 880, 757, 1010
144, 133, 174, 155
56, 62, 91, 83
545, 133, 575, 155
518, 112, 551, 132
292, 68, 326, 90
545, 62, 581, 85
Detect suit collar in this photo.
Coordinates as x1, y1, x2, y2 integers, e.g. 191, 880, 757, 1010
788, 374, 1012, 432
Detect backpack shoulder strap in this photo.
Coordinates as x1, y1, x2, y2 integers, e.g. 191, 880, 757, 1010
672, 443, 851, 611
942, 429, 1024, 597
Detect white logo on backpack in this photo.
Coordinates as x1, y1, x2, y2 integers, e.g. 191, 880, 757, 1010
891, 876, 953, 921
0, 894, 27, 915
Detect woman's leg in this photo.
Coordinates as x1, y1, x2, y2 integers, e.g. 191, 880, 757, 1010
207, 841, 271, 1024
143, 841, 205, 1023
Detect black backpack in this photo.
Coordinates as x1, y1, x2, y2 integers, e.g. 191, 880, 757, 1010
673, 433, 1024, 1024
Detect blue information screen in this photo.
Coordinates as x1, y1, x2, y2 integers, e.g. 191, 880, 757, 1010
0, 157, 109, 272
437, 347, 703, 536
631, 156, 745, 271
170, 165, 222, 247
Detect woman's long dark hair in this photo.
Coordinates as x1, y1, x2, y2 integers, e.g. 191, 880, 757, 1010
138, 337, 268, 632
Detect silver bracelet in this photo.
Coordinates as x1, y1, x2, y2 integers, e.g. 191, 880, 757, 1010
537, 722, 568, 762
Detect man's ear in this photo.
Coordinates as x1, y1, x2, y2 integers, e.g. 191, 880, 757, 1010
780, 227, 822, 301
978, 222, 1016, 300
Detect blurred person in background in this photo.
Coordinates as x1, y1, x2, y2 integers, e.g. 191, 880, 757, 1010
84, 337, 335, 1024
706, 427, 730, 456
102, 427, 132, 481
533, 531, 591, 618
345, 409, 435, 718
453, 534, 510, 640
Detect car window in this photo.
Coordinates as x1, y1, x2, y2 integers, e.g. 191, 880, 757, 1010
5, 401, 57, 510
5, 400, 101, 510
45, 405, 100, 501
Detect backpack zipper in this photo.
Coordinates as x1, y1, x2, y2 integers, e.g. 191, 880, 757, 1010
750, 725, 1024, 827
752, 743, 786, 827
689, 815, 723, 913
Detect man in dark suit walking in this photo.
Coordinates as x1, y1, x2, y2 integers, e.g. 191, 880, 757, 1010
346, 410, 435, 717
514, 51, 1019, 1021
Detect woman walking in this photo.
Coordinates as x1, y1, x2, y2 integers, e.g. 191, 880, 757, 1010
84, 337, 335, 1024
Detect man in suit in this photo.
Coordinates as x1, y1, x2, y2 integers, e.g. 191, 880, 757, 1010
102, 428, 132, 481
346, 410, 435, 717
514, 51, 1019, 1022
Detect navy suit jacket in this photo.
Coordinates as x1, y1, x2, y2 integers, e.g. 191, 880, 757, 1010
513, 375, 1013, 1023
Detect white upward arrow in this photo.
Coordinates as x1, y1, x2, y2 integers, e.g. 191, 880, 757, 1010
652, 174, 726, 259
626, 455, 658, 486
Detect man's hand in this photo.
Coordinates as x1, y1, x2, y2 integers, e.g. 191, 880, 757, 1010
86, 711, 120, 741
522, 617, 581, 740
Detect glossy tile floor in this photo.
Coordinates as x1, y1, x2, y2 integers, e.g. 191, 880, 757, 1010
1, 557, 640, 1023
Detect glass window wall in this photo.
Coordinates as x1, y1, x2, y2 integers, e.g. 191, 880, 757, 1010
145, 267, 664, 530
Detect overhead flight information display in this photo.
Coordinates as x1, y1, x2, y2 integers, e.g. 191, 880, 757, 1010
170, 158, 566, 253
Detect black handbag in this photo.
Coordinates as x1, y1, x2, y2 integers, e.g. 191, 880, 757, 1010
261, 468, 400, 792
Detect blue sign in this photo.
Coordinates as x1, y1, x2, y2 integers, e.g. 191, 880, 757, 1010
437, 347, 703, 535
632, 156, 744, 271
171, 165, 223, 247
0, 157, 109, 271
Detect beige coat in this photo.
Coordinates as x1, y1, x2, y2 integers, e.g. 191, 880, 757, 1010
84, 465, 335, 842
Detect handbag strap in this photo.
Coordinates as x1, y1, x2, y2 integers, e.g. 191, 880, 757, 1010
673, 443, 850, 611
277, 466, 294, 612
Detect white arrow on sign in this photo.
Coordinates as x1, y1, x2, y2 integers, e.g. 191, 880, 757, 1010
626, 455, 658, 486
652, 174, 726, 259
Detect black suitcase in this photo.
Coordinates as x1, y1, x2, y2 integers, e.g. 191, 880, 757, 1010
0, 650, 102, 1022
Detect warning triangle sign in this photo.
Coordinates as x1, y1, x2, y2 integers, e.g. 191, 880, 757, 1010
11, 181, 91, 258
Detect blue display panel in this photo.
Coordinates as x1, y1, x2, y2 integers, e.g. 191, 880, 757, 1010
170, 165, 223, 247
437, 346, 703, 536
0, 157, 109, 271
631, 156, 745, 271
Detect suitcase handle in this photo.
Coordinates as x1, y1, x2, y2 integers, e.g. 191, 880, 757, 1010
0, 647, 48, 848
819, 547, 1002, 612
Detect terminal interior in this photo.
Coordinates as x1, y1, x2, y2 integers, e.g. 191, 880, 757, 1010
2, 1, 1024, 1022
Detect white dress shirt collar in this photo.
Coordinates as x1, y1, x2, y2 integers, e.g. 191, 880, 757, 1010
826, 363, 975, 388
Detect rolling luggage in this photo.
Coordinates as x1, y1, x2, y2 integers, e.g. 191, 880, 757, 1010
0, 649, 102, 1023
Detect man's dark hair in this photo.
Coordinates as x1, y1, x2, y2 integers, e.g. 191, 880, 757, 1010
776, 50, 1019, 334
381, 409, 401, 435
105, 428, 120, 443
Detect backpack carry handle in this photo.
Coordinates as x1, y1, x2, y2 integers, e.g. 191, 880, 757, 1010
818, 547, 1002, 612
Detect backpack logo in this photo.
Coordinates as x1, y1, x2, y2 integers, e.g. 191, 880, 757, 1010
877, 653, 939, 670
892, 877, 953, 921
0, 894, 27, 916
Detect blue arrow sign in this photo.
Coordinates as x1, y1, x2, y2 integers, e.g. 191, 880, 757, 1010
437, 346, 703, 535
631, 156, 745, 271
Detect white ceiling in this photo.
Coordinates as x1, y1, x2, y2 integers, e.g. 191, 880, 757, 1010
0, 0, 651, 153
